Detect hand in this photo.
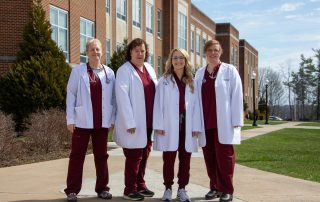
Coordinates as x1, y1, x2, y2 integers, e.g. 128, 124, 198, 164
155, 129, 165, 136
192, 131, 200, 137
109, 124, 114, 131
127, 128, 136, 134
67, 124, 75, 133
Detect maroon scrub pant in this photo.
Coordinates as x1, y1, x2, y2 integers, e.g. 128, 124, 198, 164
122, 128, 153, 195
202, 129, 235, 194
64, 127, 109, 195
162, 115, 191, 190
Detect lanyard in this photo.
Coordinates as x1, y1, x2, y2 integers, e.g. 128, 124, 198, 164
87, 63, 110, 84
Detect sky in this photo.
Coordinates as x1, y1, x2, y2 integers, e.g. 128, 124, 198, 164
192, 0, 320, 71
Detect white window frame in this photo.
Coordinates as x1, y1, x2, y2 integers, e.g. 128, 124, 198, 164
117, 0, 127, 21
146, 3, 154, 34
50, 5, 69, 62
80, 17, 95, 63
106, 0, 110, 14
191, 31, 194, 52
196, 33, 200, 55
133, 0, 141, 28
178, 12, 187, 50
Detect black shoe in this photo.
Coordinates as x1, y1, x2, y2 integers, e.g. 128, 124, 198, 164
67, 193, 77, 202
124, 192, 145, 201
205, 189, 221, 200
138, 188, 155, 197
219, 193, 233, 202
98, 190, 112, 199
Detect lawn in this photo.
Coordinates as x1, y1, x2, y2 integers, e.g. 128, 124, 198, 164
241, 126, 262, 130
296, 122, 320, 127
244, 119, 287, 125
235, 128, 320, 183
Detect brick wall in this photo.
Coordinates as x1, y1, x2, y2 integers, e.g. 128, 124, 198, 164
0, 0, 32, 74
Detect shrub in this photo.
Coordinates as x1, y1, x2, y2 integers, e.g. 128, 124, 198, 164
0, 0, 71, 132
0, 112, 18, 161
24, 108, 70, 154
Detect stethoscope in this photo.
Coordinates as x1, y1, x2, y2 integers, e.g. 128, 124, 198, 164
87, 63, 110, 84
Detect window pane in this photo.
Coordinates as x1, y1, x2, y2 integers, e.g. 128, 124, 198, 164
80, 20, 86, 34
80, 36, 86, 55
59, 12, 67, 28
50, 8, 58, 25
59, 29, 67, 51
51, 26, 58, 42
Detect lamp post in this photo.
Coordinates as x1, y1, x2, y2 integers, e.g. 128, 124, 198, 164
251, 70, 257, 126
265, 79, 269, 124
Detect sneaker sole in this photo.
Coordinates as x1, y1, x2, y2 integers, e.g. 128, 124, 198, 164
123, 195, 144, 201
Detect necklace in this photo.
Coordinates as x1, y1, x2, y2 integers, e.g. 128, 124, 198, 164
207, 63, 221, 80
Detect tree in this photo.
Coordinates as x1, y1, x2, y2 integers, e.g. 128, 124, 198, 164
290, 55, 315, 120
108, 38, 128, 73
258, 67, 284, 116
0, 0, 70, 132
313, 48, 320, 120
280, 60, 294, 120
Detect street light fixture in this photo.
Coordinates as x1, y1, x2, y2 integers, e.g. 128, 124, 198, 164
265, 79, 269, 124
251, 70, 257, 126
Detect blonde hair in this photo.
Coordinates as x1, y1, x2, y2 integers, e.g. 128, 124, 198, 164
86, 38, 102, 53
163, 48, 195, 93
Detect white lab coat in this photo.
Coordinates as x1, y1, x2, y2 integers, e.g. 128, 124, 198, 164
195, 63, 244, 145
153, 76, 205, 152
114, 61, 158, 148
66, 63, 116, 128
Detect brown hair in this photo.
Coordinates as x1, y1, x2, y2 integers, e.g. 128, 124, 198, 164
163, 48, 195, 93
203, 39, 223, 54
125, 38, 149, 62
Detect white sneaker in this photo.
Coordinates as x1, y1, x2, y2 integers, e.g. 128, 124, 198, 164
162, 188, 172, 201
177, 188, 191, 202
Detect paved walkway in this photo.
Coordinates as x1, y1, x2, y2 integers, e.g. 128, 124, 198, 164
0, 122, 319, 202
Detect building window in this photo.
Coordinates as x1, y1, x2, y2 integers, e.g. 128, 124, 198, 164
148, 53, 154, 66
157, 56, 162, 76
157, 9, 162, 38
50, 6, 69, 62
146, 3, 154, 34
178, 12, 187, 50
132, 0, 141, 28
235, 48, 238, 67
106, 0, 110, 14
191, 31, 194, 52
80, 17, 95, 63
106, 39, 111, 65
117, 0, 127, 21
231, 46, 235, 65
202, 38, 206, 58
196, 33, 200, 55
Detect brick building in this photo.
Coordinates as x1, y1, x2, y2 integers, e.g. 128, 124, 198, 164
239, 39, 259, 112
0, 0, 258, 102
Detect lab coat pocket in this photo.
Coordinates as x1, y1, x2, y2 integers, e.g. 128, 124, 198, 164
75, 106, 86, 126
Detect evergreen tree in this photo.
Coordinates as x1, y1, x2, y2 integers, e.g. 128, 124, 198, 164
108, 38, 128, 73
0, 0, 70, 132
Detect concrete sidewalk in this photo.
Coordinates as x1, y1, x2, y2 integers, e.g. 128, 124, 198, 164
0, 122, 319, 202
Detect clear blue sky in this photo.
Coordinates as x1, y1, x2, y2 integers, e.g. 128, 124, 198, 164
192, 0, 320, 71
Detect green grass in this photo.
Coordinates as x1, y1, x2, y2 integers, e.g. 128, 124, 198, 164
235, 128, 320, 183
244, 120, 288, 125
241, 126, 262, 130
297, 122, 320, 127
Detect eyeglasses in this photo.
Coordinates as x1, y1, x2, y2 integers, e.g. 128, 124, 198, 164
171, 56, 185, 60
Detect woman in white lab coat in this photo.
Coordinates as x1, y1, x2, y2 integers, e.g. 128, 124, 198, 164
65, 39, 115, 202
195, 39, 243, 202
114, 38, 157, 201
153, 48, 204, 202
